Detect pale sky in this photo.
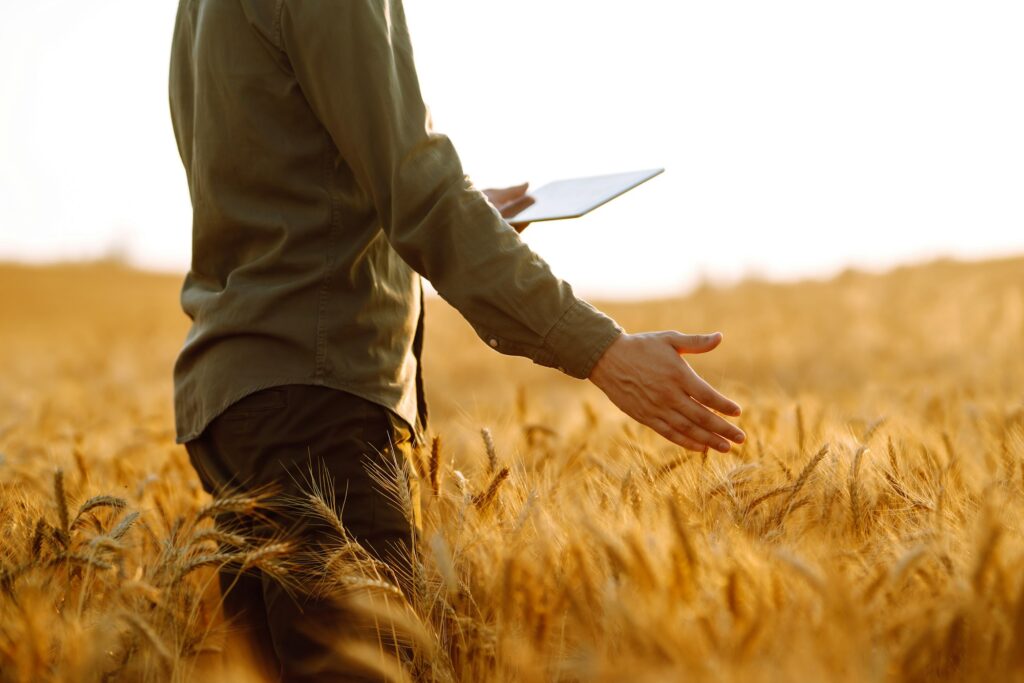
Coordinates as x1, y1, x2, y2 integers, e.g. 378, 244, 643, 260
1, 1, 1022, 298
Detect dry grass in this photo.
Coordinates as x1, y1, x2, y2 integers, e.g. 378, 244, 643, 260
1, 256, 1023, 682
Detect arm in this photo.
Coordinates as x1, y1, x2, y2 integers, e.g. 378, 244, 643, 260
279, 0, 617, 379
278, 0, 744, 452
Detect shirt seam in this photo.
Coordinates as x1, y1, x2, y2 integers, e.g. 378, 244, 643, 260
313, 130, 337, 379
272, 0, 285, 50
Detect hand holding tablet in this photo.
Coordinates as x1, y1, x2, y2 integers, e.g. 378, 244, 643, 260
505, 168, 663, 228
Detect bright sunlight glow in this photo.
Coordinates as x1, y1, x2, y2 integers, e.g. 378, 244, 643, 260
1, 1, 1022, 298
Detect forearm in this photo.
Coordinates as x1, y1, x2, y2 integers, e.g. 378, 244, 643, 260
388, 141, 623, 377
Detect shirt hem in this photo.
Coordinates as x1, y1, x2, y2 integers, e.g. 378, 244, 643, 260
175, 377, 423, 446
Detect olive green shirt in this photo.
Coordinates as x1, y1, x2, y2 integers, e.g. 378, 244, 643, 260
168, 0, 623, 446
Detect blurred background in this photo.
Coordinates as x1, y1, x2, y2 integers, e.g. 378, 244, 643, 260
1, 0, 1022, 299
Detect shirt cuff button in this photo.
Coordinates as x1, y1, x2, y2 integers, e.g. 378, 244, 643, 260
488, 338, 499, 348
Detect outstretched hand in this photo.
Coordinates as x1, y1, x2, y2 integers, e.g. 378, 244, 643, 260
588, 331, 745, 453
483, 183, 534, 233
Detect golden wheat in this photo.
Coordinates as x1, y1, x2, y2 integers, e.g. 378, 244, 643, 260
0, 256, 1023, 681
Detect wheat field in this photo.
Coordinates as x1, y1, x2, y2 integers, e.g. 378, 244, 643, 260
1, 256, 1023, 682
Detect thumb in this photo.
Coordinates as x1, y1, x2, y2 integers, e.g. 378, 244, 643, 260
492, 182, 529, 203
665, 331, 723, 354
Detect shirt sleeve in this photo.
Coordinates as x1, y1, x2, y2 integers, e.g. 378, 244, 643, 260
278, 0, 622, 379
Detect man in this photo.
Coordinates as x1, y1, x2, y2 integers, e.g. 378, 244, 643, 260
169, 0, 745, 679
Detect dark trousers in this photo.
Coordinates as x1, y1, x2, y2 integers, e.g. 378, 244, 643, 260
184, 384, 421, 682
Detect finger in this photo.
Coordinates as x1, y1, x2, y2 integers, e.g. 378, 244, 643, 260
487, 182, 530, 205
506, 181, 530, 197
500, 194, 535, 219
662, 412, 731, 453
664, 331, 722, 355
648, 417, 707, 452
676, 396, 746, 444
677, 364, 742, 417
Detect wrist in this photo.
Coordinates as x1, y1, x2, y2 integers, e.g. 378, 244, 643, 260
545, 300, 623, 380
588, 331, 627, 383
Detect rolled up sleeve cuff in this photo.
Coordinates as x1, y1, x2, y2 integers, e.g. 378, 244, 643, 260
540, 299, 623, 379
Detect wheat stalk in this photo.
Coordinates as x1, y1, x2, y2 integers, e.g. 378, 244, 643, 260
481, 428, 498, 473
472, 466, 509, 511
429, 435, 443, 496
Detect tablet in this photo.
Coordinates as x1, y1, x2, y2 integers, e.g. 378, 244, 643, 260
508, 168, 664, 224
